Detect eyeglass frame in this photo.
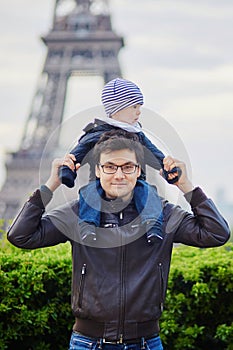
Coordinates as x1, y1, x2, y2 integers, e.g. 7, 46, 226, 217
97, 162, 140, 174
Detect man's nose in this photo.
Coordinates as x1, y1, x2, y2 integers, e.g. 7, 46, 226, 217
114, 167, 125, 177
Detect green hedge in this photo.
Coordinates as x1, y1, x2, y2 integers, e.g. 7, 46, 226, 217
0, 233, 233, 350
160, 244, 233, 350
0, 240, 73, 350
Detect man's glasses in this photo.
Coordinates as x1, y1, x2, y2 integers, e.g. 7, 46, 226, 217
98, 163, 139, 174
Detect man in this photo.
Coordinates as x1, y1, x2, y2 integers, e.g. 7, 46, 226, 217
7, 130, 230, 350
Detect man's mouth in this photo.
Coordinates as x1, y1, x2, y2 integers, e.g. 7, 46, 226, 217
111, 183, 127, 186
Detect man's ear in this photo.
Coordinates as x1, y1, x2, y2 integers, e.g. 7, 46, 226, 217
137, 166, 141, 178
95, 165, 100, 178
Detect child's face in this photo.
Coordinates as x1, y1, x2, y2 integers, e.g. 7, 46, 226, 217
111, 104, 141, 125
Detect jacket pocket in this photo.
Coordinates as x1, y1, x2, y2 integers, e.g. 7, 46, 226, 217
78, 264, 87, 309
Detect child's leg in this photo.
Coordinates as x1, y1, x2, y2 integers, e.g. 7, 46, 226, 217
134, 180, 164, 244
78, 181, 102, 243
145, 212, 163, 244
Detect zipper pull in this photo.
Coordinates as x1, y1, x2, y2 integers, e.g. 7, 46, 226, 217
81, 264, 86, 274
119, 334, 123, 344
120, 212, 123, 220
160, 302, 164, 312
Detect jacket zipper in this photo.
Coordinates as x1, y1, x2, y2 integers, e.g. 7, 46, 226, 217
78, 263, 86, 308
118, 216, 126, 342
158, 262, 164, 312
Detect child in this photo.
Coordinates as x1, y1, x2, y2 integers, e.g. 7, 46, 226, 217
59, 78, 181, 244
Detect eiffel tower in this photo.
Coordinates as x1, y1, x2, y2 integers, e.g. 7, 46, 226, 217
0, 0, 124, 222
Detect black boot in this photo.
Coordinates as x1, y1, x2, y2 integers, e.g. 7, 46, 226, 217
59, 165, 77, 188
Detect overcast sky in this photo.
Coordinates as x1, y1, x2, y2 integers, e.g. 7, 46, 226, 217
0, 0, 233, 214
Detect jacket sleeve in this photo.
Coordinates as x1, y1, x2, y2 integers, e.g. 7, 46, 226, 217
7, 189, 79, 249
167, 187, 231, 247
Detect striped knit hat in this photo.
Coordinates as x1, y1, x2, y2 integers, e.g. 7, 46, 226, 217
101, 78, 144, 117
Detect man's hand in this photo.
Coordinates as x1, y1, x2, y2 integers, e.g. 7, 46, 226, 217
160, 156, 194, 193
45, 154, 81, 192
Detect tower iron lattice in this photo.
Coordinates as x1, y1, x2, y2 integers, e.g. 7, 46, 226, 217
0, 0, 124, 221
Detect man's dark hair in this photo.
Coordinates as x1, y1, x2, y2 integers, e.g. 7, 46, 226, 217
93, 129, 144, 165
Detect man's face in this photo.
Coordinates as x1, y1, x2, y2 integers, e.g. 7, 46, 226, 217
95, 149, 141, 201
